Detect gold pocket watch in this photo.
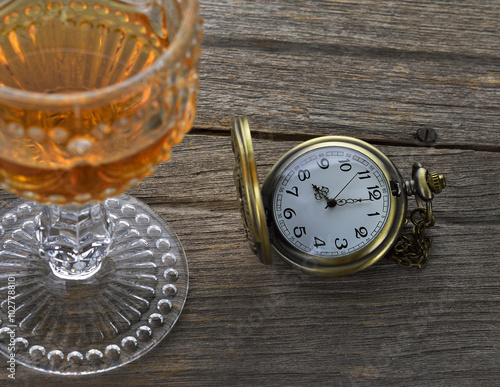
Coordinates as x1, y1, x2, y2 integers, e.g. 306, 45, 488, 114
231, 117, 446, 276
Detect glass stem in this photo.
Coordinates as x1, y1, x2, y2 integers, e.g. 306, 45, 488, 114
35, 202, 114, 280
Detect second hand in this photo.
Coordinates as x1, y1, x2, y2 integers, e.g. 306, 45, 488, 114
332, 172, 360, 201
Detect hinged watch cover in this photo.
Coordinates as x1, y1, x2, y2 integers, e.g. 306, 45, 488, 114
231, 117, 272, 264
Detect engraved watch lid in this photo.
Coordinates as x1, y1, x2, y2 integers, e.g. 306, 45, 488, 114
231, 117, 272, 265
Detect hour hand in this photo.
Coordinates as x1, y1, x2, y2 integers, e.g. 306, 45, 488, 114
312, 184, 329, 201
312, 185, 338, 208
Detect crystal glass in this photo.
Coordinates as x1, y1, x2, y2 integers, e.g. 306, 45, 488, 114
0, 0, 201, 375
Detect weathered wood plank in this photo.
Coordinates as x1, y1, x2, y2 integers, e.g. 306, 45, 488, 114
197, 44, 500, 149
196, 1, 500, 149
201, 1, 500, 55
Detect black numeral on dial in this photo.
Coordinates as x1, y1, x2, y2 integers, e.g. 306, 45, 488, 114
294, 227, 307, 238
367, 185, 382, 201
298, 170, 311, 181
286, 186, 299, 197
340, 163, 352, 172
313, 237, 326, 248
355, 227, 368, 239
358, 170, 371, 180
317, 158, 329, 170
283, 208, 296, 219
335, 238, 348, 250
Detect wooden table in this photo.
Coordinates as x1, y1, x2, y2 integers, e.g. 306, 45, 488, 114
4, 0, 499, 385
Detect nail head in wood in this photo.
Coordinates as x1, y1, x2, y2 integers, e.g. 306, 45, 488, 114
417, 127, 437, 143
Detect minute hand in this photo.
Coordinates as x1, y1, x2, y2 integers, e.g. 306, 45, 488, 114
336, 198, 371, 206
332, 172, 360, 200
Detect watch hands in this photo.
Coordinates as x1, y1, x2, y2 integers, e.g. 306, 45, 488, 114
313, 172, 370, 209
332, 172, 361, 201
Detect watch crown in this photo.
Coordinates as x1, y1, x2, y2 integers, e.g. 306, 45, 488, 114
427, 172, 446, 194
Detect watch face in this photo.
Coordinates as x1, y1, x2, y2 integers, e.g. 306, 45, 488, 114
270, 143, 392, 259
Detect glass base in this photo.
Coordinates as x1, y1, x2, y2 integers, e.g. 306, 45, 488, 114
0, 195, 188, 375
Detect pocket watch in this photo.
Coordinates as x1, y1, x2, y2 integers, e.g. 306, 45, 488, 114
231, 117, 446, 276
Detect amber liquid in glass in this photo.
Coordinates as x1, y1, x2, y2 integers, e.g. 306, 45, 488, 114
0, 0, 196, 203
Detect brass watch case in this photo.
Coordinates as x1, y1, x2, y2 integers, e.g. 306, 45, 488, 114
232, 117, 408, 276
232, 117, 272, 264
261, 136, 407, 276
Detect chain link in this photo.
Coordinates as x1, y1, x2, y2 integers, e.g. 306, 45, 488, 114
388, 201, 436, 269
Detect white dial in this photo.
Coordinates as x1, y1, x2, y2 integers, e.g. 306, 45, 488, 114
272, 145, 391, 258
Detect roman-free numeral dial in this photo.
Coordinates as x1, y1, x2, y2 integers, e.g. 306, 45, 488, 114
273, 146, 391, 257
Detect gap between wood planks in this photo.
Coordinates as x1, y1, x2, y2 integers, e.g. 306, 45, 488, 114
189, 126, 500, 153
202, 36, 500, 65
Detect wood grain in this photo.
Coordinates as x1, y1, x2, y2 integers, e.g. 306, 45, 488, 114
196, 1, 500, 150
2, 0, 500, 386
